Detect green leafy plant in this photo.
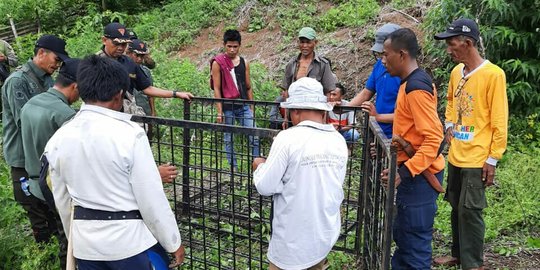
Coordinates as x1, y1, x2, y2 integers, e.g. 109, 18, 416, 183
423, 0, 540, 115
318, 0, 380, 32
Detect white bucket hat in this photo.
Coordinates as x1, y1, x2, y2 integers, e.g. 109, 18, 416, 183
281, 77, 334, 111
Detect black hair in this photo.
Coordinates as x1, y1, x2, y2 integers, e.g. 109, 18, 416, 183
335, 82, 346, 95
386, 28, 419, 59
223, 29, 241, 44
77, 55, 129, 103
55, 73, 75, 88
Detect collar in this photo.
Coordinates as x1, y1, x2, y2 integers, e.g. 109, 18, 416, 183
80, 103, 132, 121
295, 120, 336, 132
48, 87, 69, 104
27, 59, 49, 80
295, 52, 324, 63
461, 60, 489, 78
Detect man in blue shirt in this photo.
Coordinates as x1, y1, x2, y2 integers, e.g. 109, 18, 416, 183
349, 23, 402, 139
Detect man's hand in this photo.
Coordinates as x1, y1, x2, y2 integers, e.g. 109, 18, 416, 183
332, 122, 340, 130
482, 162, 496, 187
216, 113, 224, 124
0, 52, 5, 62
445, 127, 454, 146
169, 245, 185, 268
177, 92, 194, 100
380, 168, 401, 188
360, 101, 377, 117
252, 157, 267, 171
282, 120, 288, 130
158, 163, 178, 183
369, 142, 377, 159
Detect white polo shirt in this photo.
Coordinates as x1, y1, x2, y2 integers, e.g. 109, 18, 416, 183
254, 120, 348, 269
45, 104, 181, 261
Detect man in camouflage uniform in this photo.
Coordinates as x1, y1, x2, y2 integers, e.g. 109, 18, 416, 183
2, 34, 69, 243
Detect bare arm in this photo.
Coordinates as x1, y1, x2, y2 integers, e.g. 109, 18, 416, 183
142, 86, 193, 99
148, 97, 156, 116
349, 88, 374, 106
211, 61, 224, 123
245, 61, 254, 112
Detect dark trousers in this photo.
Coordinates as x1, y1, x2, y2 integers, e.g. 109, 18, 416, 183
445, 163, 486, 269
392, 169, 443, 270
77, 243, 170, 270
11, 167, 67, 269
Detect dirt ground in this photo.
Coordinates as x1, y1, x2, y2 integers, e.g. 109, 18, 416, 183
432, 230, 540, 270
174, 2, 540, 268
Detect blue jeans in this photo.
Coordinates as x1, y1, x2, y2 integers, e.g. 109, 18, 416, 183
223, 105, 260, 169
340, 129, 360, 143
392, 169, 443, 270
77, 243, 170, 270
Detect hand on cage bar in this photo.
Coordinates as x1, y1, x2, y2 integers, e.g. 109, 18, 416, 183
169, 244, 185, 268
381, 168, 401, 189
369, 142, 377, 159
159, 163, 178, 183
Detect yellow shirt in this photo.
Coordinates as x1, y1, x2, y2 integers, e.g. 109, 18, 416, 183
445, 60, 508, 168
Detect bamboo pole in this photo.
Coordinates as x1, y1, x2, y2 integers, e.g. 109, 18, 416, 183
8, 16, 22, 51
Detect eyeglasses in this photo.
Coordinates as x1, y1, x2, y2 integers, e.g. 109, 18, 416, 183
454, 77, 467, 97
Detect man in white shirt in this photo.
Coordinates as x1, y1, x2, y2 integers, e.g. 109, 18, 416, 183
44, 55, 184, 270
253, 77, 348, 270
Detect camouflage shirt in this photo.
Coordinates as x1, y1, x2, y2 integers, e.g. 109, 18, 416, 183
2, 59, 54, 167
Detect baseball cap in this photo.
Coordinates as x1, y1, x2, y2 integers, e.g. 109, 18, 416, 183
371, 23, 401, 53
128, 39, 149, 55
35, 35, 69, 61
281, 77, 333, 111
434, 18, 480, 41
104, 22, 132, 43
59, 58, 81, 82
298, 27, 317, 40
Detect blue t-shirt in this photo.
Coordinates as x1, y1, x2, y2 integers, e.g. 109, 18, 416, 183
365, 59, 401, 139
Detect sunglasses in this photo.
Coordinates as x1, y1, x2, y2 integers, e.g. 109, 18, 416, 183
108, 38, 128, 47
454, 77, 467, 97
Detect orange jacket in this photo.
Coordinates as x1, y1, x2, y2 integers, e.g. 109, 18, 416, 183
393, 69, 445, 176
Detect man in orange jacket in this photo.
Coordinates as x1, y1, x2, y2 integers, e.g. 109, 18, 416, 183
382, 28, 445, 269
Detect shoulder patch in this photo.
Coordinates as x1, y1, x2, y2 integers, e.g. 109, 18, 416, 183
404, 69, 433, 95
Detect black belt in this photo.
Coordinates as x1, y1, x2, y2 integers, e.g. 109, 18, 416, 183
74, 206, 142, 220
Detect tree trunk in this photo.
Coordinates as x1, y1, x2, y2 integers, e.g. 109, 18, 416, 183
101, 0, 107, 11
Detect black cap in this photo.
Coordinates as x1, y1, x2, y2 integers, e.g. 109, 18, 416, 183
104, 22, 132, 43
59, 58, 81, 82
35, 35, 69, 61
434, 18, 480, 41
128, 39, 149, 54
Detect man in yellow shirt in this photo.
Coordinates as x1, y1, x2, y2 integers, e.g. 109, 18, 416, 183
433, 18, 508, 270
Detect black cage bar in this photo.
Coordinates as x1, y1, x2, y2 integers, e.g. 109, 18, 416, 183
130, 97, 396, 269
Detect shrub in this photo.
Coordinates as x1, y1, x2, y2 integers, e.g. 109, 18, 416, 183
423, 0, 540, 115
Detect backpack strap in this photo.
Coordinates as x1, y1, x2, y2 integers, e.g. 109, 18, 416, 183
20, 64, 46, 93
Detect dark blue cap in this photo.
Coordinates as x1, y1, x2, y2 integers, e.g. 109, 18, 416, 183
35, 35, 69, 60
59, 58, 81, 82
